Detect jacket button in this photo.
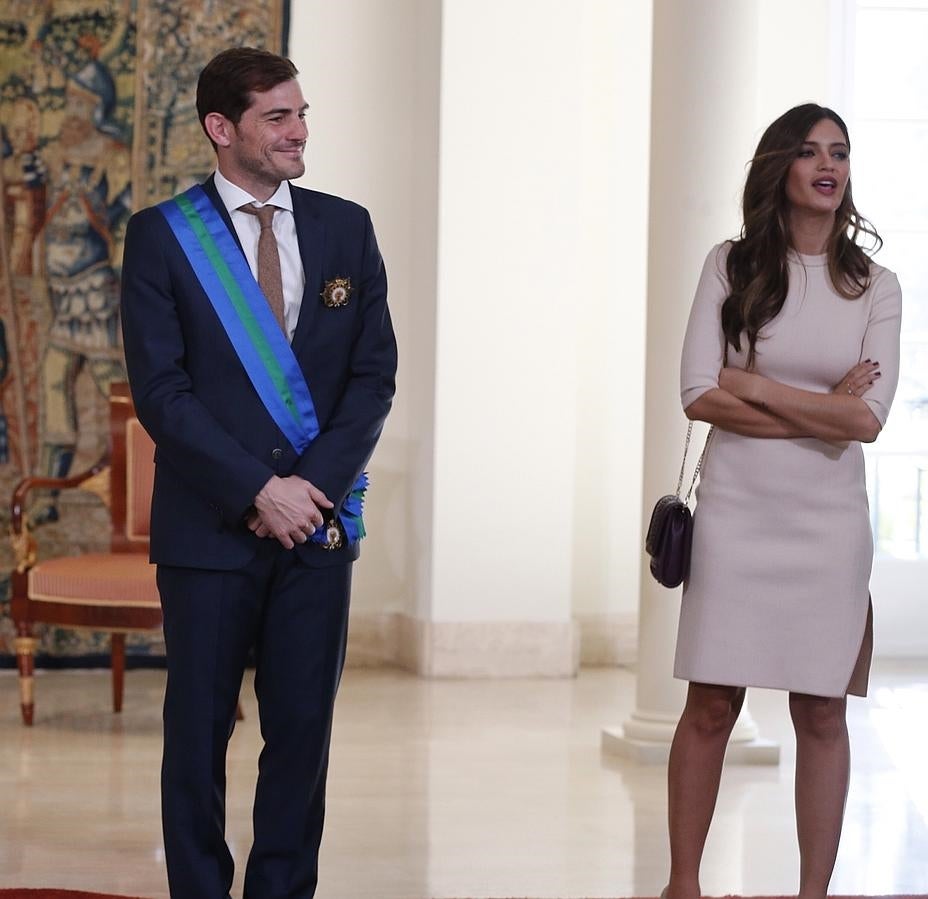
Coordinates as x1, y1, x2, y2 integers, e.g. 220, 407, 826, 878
271, 448, 283, 460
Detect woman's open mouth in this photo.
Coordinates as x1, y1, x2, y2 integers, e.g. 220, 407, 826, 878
813, 177, 838, 195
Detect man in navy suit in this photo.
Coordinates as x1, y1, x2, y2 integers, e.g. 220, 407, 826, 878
120, 47, 396, 898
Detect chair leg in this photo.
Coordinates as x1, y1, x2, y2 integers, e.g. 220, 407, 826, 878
15, 631, 37, 726
111, 632, 126, 713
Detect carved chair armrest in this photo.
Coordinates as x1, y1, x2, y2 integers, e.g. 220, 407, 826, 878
9, 455, 110, 574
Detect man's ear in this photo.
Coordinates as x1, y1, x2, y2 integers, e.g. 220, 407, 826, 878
204, 112, 233, 148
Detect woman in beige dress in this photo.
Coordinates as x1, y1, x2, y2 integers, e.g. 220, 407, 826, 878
668, 104, 902, 899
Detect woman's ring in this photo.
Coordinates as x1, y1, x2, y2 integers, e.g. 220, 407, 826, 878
847, 385, 853, 394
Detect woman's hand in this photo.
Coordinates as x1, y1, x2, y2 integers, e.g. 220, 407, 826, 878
718, 366, 763, 405
715, 360, 882, 443
832, 359, 880, 398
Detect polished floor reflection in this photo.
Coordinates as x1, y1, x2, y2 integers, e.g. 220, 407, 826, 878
1, 661, 926, 898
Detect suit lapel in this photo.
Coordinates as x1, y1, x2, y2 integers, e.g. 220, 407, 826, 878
290, 186, 325, 355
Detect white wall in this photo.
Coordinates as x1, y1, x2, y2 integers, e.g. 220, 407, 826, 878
756, 1, 832, 126
429, 0, 581, 625
288, 1, 441, 624
290, 0, 651, 667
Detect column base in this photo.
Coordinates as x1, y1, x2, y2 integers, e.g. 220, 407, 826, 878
601, 723, 780, 765
602, 702, 781, 766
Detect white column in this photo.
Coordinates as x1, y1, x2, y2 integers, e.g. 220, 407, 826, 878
289, 0, 444, 669
291, 0, 650, 676
602, 0, 780, 765
396, 0, 596, 676
570, 0, 652, 669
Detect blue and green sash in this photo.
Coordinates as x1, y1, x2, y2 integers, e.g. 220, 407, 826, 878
158, 185, 366, 545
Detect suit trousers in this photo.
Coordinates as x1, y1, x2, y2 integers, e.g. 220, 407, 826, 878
157, 540, 352, 899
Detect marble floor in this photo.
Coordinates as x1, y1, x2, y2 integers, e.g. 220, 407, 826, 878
0, 661, 926, 898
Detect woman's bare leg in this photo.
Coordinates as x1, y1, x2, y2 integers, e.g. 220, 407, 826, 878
666, 682, 746, 899
789, 691, 850, 899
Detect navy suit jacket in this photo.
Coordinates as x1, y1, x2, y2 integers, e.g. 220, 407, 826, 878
120, 176, 397, 570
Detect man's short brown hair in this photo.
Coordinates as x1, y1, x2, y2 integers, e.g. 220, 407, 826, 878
196, 47, 298, 145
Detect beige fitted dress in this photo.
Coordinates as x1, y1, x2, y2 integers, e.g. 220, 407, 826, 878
675, 243, 902, 698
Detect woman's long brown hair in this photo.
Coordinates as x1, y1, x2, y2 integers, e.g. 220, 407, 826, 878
721, 103, 881, 368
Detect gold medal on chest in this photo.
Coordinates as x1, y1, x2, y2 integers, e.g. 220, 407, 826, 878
321, 277, 351, 308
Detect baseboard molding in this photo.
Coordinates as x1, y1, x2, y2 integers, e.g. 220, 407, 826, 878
344, 611, 403, 668
405, 616, 581, 677
346, 612, 583, 677
0, 612, 637, 674
347, 611, 637, 674
575, 612, 638, 666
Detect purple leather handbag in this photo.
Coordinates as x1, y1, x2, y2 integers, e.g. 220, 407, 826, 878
645, 494, 693, 588
645, 422, 713, 589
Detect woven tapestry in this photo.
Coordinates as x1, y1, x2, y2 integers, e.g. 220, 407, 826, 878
0, 0, 288, 660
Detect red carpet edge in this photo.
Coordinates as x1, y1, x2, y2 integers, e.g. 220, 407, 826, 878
0, 890, 149, 899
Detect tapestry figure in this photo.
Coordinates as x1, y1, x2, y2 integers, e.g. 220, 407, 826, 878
36, 60, 130, 522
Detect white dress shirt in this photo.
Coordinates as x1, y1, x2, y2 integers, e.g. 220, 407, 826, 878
213, 168, 306, 342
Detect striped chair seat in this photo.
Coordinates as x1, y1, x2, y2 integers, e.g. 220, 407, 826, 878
28, 553, 159, 607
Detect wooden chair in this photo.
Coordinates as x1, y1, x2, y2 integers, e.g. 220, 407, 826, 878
9, 382, 162, 725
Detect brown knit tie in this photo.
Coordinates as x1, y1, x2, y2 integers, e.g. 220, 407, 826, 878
238, 203, 286, 332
